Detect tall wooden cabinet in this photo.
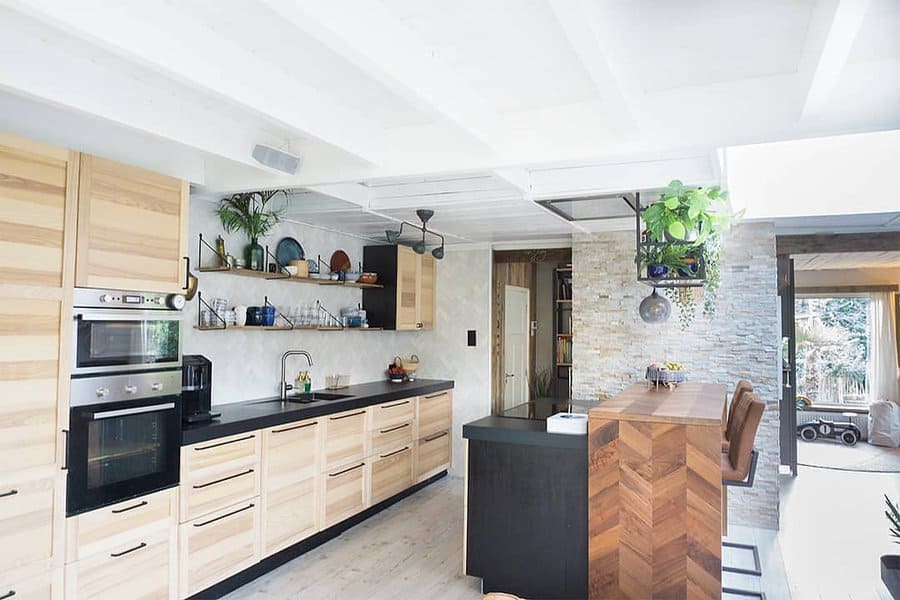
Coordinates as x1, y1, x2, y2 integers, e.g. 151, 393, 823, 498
362, 245, 436, 330
0, 131, 74, 598
75, 154, 189, 294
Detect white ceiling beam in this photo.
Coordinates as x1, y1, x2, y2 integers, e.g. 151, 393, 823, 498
799, 0, 870, 119
301, 183, 373, 208
490, 169, 533, 197
1, 0, 387, 165
260, 0, 509, 154
548, 0, 639, 136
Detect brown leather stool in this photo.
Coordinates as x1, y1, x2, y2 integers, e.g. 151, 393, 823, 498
723, 380, 753, 452
721, 393, 765, 599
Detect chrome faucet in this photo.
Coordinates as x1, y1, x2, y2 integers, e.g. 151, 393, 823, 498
280, 350, 313, 401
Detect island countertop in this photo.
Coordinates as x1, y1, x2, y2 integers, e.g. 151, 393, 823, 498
588, 381, 726, 425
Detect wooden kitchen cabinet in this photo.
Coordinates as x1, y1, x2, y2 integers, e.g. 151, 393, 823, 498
65, 528, 176, 600
417, 390, 453, 438
75, 154, 188, 294
369, 445, 413, 505
261, 419, 320, 557
181, 432, 261, 523
416, 390, 452, 482
416, 430, 451, 482
0, 568, 63, 600
179, 499, 260, 598
321, 460, 366, 529
370, 397, 416, 430
0, 473, 56, 575
321, 409, 367, 470
362, 245, 436, 330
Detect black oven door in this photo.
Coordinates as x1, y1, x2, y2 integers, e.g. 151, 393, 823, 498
67, 394, 180, 516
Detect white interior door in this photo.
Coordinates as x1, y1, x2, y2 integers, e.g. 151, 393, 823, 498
503, 285, 530, 410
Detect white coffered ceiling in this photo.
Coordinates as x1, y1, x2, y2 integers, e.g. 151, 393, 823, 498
1, 0, 899, 243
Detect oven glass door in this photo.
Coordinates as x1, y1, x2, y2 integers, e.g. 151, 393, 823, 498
74, 310, 181, 374
67, 395, 180, 516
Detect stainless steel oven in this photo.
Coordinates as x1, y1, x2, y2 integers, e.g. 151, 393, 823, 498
67, 370, 181, 516
73, 288, 185, 375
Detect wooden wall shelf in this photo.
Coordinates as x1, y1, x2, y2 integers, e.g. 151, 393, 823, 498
199, 266, 384, 289
194, 325, 383, 332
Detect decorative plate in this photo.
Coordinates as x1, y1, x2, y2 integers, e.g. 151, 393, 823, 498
276, 237, 304, 266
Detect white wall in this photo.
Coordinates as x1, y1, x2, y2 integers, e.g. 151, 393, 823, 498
183, 197, 492, 475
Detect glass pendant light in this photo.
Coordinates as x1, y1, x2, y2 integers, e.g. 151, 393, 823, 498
639, 288, 671, 323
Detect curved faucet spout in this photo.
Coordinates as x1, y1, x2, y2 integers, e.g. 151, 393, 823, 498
280, 350, 314, 401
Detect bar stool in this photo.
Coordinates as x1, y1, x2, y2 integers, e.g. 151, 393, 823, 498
721, 393, 765, 599
723, 380, 754, 451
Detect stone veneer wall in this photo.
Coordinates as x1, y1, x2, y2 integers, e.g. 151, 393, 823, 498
572, 223, 781, 529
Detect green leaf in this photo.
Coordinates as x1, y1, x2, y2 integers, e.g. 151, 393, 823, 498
664, 197, 680, 210
667, 221, 686, 239
688, 205, 700, 219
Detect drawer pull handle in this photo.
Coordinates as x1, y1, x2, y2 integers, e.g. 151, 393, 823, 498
194, 434, 254, 451
111, 500, 148, 514
0, 489, 17, 499
380, 446, 409, 459
193, 469, 254, 489
381, 400, 409, 409
423, 431, 448, 442
193, 503, 255, 528
110, 542, 147, 558
328, 462, 364, 477
0, 590, 15, 599
424, 392, 448, 399
379, 423, 410, 434
329, 410, 364, 421
272, 421, 317, 433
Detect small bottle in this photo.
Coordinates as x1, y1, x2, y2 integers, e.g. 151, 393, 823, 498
302, 371, 312, 393
294, 370, 304, 395
215, 235, 227, 267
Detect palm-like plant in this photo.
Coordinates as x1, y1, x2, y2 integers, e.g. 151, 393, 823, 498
216, 190, 286, 240
887, 495, 900, 545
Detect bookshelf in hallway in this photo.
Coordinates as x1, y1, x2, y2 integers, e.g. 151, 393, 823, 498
554, 265, 572, 398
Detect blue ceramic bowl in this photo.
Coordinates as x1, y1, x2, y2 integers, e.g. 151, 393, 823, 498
647, 264, 669, 279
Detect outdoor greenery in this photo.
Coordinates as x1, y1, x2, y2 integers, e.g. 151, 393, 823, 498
217, 189, 286, 240
795, 296, 869, 403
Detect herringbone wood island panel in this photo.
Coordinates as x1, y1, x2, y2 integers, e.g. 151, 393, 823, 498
588, 383, 726, 599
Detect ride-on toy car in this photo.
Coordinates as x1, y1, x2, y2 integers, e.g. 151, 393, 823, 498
797, 418, 861, 446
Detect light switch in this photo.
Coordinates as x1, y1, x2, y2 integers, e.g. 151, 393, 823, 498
467, 330, 476, 347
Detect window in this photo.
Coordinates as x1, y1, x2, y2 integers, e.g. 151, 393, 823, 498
795, 296, 869, 406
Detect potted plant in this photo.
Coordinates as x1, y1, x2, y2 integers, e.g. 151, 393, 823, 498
883, 494, 900, 597
637, 243, 690, 279
641, 180, 740, 243
216, 190, 286, 271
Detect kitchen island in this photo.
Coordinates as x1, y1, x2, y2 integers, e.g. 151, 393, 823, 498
463, 399, 595, 599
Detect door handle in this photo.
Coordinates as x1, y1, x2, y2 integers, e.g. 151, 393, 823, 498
505, 373, 515, 378
182, 256, 190, 290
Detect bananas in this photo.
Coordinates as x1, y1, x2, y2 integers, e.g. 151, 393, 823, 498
663, 362, 684, 371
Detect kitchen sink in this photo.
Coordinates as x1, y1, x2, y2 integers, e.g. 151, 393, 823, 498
285, 392, 352, 403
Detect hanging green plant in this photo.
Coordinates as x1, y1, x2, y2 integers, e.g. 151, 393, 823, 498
642, 180, 742, 244
665, 287, 700, 329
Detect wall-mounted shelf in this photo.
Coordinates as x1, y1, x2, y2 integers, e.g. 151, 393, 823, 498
194, 325, 383, 332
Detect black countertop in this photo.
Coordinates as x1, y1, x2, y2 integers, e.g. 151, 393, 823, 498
182, 379, 454, 445
462, 415, 587, 450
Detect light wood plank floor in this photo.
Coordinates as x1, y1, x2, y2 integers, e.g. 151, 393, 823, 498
221, 476, 482, 600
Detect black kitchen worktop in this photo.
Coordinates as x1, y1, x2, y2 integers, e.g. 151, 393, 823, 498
462, 415, 587, 450
182, 379, 454, 445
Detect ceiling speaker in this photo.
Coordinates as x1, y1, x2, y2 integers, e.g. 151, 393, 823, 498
252, 144, 301, 174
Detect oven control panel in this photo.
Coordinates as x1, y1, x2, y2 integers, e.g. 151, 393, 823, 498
75, 288, 184, 310
70, 369, 182, 407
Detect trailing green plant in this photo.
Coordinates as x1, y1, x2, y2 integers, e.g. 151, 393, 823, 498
642, 180, 741, 243
637, 243, 690, 274
216, 189, 286, 240
530, 368, 554, 398
665, 286, 699, 330
701, 234, 722, 316
887, 495, 900, 545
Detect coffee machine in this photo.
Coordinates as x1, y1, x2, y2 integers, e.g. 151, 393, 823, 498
182, 355, 220, 424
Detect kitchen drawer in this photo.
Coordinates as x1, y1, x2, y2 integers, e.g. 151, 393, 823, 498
182, 431, 260, 475
182, 459, 260, 523
0, 474, 55, 574
369, 419, 414, 457
322, 409, 367, 471
417, 390, 452, 438
369, 397, 415, 430
416, 430, 451, 482
262, 477, 317, 557
66, 487, 177, 563
321, 460, 366, 529
369, 445, 413, 505
65, 528, 175, 600
179, 499, 260, 598
0, 568, 63, 600
263, 419, 319, 489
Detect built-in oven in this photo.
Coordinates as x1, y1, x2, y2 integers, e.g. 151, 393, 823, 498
67, 369, 181, 516
72, 288, 185, 376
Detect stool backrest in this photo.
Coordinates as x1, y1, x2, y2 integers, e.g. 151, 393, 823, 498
727, 393, 765, 481
725, 380, 754, 441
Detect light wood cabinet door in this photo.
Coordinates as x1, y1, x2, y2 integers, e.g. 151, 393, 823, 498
179, 499, 259, 598
65, 528, 175, 600
370, 397, 415, 431
322, 409, 367, 470
417, 390, 453, 439
370, 419, 414, 457
369, 445, 413, 505
419, 252, 436, 330
321, 461, 366, 529
416, 430, 451, 482
182, 432, 259, 475
182, 459, 259, 523
66, 486, 177, 563
75, 154, 188, 294
0, 474, 55, 574
395, 245, 419, 330
261, 419, 319, 557
0, 568, 63, 600
0, 297, 60, 473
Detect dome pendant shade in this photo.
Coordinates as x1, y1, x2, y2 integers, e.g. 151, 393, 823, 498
639, 288, 671, 323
